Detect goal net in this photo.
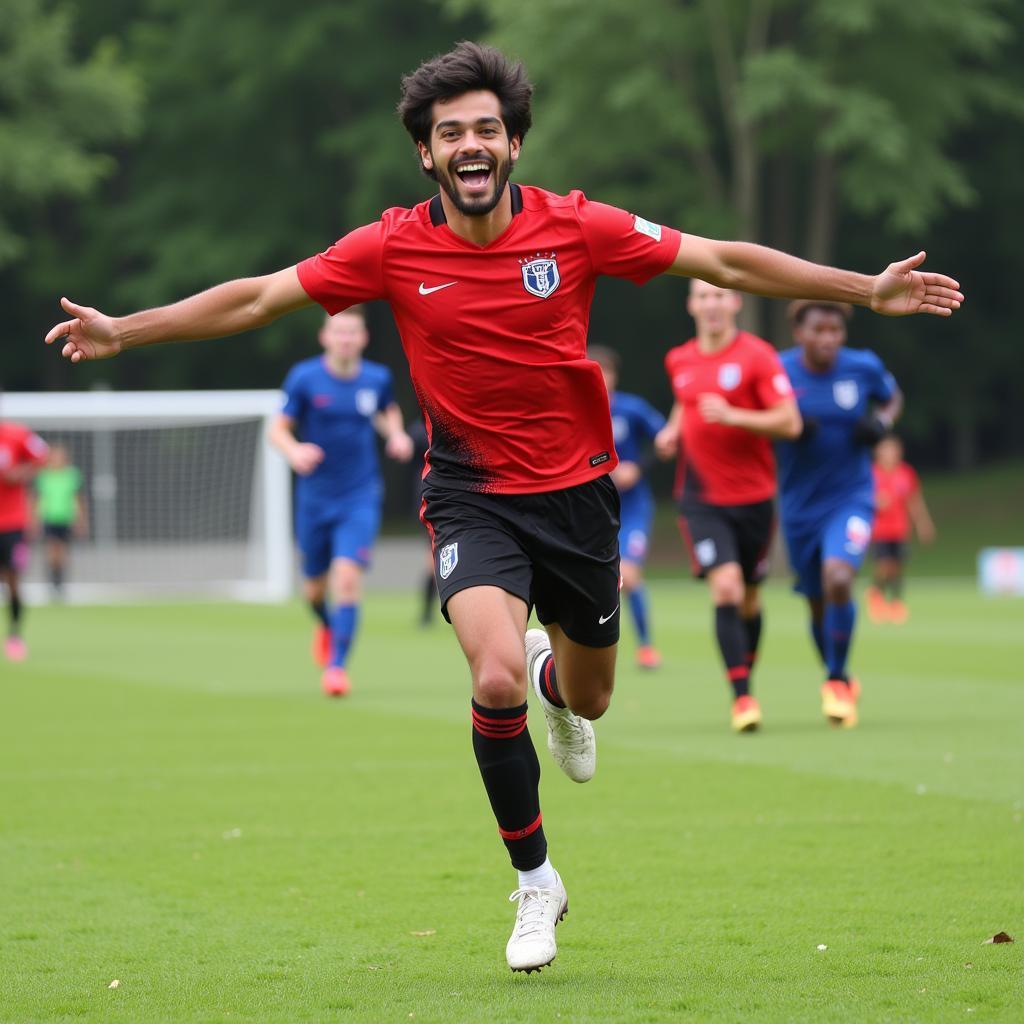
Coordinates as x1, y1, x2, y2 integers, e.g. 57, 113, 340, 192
3, 390, 292, 603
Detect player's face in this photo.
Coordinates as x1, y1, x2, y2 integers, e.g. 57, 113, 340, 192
319, 314, 368, 362
686, 281, 741, 335
599, 365, 618, 393
49, 446, 68, 468
794, 309, 846, 370
418, 91, 521, 217
876, 437, 902, 468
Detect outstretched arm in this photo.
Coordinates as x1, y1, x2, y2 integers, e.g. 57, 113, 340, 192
697, 394, 802, 439
667, 237, 963, 318
44, 266, 313, 362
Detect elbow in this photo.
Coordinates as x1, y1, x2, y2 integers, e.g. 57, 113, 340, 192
782, 412, 804, 440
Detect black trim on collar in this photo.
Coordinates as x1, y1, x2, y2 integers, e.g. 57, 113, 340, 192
428, 182, 524, 227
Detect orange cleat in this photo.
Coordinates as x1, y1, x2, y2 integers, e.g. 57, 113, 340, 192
312, 625, 331, 668
321, 666, 350, 698
731, 694, 762, 733
865, 586, 887, 624
635, 645, 662, 670
821, 679, 856, 728
887, 599, 909, 624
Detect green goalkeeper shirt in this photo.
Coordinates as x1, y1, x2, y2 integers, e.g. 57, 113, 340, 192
36, 466, 82, 526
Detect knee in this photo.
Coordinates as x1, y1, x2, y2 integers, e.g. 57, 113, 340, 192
824, 570, 853, 605
474, 657, 527, 709
571, 689, 612, 721
330, 564, 362, 604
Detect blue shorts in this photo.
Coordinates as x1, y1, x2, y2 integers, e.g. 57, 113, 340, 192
296, 497, 382, 578
618, 488, 654, 566
784, 503, 874, 599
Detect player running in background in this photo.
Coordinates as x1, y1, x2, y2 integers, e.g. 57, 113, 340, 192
34, 443, 88, 601
45, 42, 963, 973
866, 434, 936, 623
407, 418, 438, 626
776, 301, 903, 728
0, 416, 49, 659
589, 345, 666, 669
656, 281, 802, 732
269, 307, 413, 697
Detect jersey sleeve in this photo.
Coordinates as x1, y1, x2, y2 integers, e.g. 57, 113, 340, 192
752, 344, 794, 408
20, 428, 49, 466
864, 350, 898, 403
281, 365, 307, 421
573, 194, 681, 285
296, 221, 387, 314
376, 368, 395, 412
635, 398, 667, 439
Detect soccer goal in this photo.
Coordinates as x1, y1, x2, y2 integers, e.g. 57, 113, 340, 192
3, 390, 292, 603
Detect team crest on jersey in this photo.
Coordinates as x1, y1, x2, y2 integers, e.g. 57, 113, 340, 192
519, 252, 561, 299
438, 542, 459, 580
718, 363, 742, 391
845, 515, 871, 554
355, 389, 378, 416
695, 539, 717, 566
833, 380, 859, 410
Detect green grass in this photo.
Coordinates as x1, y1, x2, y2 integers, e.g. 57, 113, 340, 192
2, 582, 1022, 1022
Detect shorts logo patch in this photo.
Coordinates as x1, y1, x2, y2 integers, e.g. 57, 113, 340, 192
519, 253, 561, 299
845, 515, 871, 554
438, 542, 459, 580
718, 363, 742, 391
633, 215, 662, 241
355, 389, 378, 417
695, 538, 717, 566
833, 380, 859, 409
589, 451, 611, 467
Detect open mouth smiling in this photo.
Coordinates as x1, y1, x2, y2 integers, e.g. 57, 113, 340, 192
454, 161, 493, 189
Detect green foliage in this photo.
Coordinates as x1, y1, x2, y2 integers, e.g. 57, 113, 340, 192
0, 0, 140, 267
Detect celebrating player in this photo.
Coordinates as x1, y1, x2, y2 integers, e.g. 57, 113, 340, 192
656, 281, 802, 732
589, 345, 666, 669
776, 301, 904, 727
269, 307, 413, 697
34, 443, 89, 601
866, 434, 936, 623
44, 42, 963, 972
0, 415, 49, 659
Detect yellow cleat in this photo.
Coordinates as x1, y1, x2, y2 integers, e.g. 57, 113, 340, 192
731, 694, 762, 733
821, 679, 856, 728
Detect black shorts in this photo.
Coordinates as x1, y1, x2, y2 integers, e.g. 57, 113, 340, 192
872, 540, 907, 562
678, 498, 775, 584
43, 524, 72, 542
420, 475, 621, 648
0, 530, 28, 573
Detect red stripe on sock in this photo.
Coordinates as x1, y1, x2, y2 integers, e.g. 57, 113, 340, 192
727, 666, 749, 682
472, 709, 528, 738
498, 811, 543, 842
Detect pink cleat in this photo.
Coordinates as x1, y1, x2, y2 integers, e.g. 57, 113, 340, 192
321, 666, 350, 698
4, 636, 28, 662
635, 645, 662, 670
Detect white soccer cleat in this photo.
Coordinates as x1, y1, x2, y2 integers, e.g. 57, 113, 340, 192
505, 872, 568, 973
525, 628, 597, 783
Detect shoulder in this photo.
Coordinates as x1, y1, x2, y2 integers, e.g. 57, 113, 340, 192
779, 347, 801, 370
285, 356, 322, 385
360, 359, 392, 382
844, 347, 886, 373
665, 340, 696, 365
737, 331, 783, 367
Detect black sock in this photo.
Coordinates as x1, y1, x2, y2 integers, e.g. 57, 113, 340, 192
9, 591, 23, 633
471, 700, 546, 870
890, 575, 904, 600
536, 654, 565, 709
421, 572, 436, 621
743, 611, 763, 672
310, 600, 328, 627
715, 604, 750, 698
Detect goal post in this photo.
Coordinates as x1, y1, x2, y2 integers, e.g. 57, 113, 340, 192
3, 390, 293, 603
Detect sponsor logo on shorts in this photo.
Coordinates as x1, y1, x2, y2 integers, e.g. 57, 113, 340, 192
833, 380, 859, 409
695, 538, 717, 566
718, 363, 742, 391
438, 542, 459, 580
598, 605, 620, 625
589, 451, 611, 467
845, 515, 871, 554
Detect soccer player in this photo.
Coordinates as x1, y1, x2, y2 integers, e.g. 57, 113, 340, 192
776, 301, 904, 728
407, 419, 438, 627
44, 42, 963, 972
269, 307, 413, 697
867, 434, 936, 623
0, 415, 49, 659
35, 443, 88, 601
655, 281, 802, 732
589, 345, 666, 669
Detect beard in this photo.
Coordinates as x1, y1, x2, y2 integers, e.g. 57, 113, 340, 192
435, 150, 513, 217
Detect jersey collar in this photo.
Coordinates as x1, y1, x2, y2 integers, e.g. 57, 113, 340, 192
428, 182, 523, 227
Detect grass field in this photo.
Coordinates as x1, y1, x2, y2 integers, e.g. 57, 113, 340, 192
2, 581, 1022, 1022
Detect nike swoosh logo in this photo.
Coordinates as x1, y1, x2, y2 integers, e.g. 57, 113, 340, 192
418, 281, 458, 295
598, 606, 620, 625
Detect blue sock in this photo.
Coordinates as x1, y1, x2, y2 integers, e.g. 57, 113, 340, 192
824, 600, 856, 679
628, 587, 651, 646
329, 604, 358, 668
811, 620, 827, 667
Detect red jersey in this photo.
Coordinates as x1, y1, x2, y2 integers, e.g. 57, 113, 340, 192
872, 461, 919, 541
0, 422, 49, 531
665, 331, 791, 506
297, 184, 680, 494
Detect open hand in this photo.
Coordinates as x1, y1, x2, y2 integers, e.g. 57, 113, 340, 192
870, 252, 964, 317
44, 298, 122, 362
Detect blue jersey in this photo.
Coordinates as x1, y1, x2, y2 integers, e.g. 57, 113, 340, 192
282, 357, 394, 507
776, 347, 897, 529
610, 390, 666, 503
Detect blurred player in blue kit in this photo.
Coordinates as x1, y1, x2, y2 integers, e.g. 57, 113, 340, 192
776, 301, 902, 727
269, 306, 413, 696
589, 345, 666, 668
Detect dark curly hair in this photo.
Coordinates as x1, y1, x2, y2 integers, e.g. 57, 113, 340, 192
397, 41, 533, 166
